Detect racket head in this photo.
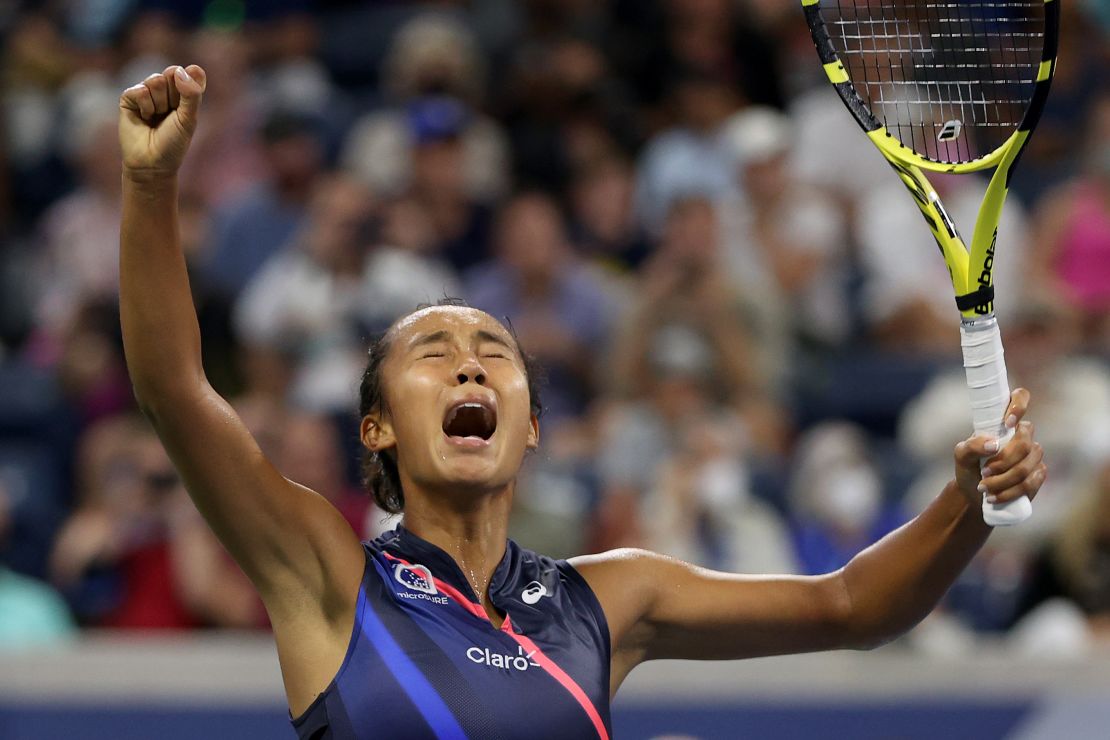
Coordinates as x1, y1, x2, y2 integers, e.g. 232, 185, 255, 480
802, 0, 1060, 172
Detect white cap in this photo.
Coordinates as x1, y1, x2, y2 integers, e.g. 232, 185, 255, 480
722, 106, 791, 165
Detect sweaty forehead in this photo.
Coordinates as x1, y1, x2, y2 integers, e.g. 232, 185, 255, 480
388, 305, 515, 348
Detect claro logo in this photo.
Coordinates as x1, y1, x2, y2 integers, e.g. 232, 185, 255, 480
466, 645, 540, 672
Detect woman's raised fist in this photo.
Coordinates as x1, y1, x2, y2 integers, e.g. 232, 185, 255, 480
118, 64, 206, 177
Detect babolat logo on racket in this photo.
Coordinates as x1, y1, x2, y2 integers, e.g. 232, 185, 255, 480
974, 232, 999, 315
937, 120, 962, 142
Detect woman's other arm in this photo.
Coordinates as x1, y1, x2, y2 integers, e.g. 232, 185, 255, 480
573, 390, 1045, 695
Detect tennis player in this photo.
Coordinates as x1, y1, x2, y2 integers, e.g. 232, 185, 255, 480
119, 66, 1047, 739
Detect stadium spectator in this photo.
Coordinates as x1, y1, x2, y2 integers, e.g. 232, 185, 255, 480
252, 12, 334, 115
278, 411, 384, 540
496, 27, 633, 193
340, 13, 509, 204
403, 97, 499, 272
568, 155, 651, 275
609, 196, 771, 408
633, 71, 744, 236
31, 99, 121, 343
638, 405, 797, 575
52, 412, 261, 630
787, 422, 907, 575
465, 192, 613, 423
507, 411, 601, 561
1, 12, 78, 223
197, 107, 324, 298
611, 0, 786, 113
1026, 96, 1110, 348
170, 510, 268, 629
593, 316, 791, 563
1032, 458, 1110, 638
718, 106, 851, 382
1006, 0, 1110, 203
0, 481, 75, 649
788, 84, 892, 218
49, 298, 132, 425
594, 196, 787, 552
175, 28, 267, 208
115, 12, 182, 89
50, 416, 199, 629
234, 174, 458, 413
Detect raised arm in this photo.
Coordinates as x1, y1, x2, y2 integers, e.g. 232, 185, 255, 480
572, 390, 1046, 695
118, 66, 363, 618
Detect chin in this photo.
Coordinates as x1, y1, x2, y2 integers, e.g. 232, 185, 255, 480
446, 463, 508, 492
442, 460, 510, 492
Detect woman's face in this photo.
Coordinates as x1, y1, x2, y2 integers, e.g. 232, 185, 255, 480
364, 306, 539, 498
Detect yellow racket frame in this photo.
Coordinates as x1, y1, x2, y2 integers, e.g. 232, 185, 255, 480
802, 0, 1059, 319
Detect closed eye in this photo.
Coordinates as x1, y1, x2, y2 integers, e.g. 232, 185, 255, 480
481, 353, 510, 360
419, 352, 446, 360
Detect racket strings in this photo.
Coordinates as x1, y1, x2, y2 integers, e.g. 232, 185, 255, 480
826, 0, 1045, 163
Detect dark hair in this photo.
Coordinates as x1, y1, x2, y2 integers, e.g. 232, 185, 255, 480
357, 299, 544, 514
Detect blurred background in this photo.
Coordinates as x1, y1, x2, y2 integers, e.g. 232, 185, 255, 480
0, 0, 1108, 738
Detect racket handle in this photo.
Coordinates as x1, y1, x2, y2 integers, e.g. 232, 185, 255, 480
959, 316, 1032, 527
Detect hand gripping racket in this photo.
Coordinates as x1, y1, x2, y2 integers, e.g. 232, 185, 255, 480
802, 0, 1059, 525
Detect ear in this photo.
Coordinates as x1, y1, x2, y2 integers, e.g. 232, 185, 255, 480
525, 414, 540, 451
361, 413, 397, 453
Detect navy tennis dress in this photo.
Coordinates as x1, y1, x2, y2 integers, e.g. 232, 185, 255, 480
291, 526, 612, 739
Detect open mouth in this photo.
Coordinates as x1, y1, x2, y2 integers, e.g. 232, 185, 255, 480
442, 400, 497, 442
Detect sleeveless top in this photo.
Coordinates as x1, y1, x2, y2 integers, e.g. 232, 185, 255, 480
291, 526, 612, 740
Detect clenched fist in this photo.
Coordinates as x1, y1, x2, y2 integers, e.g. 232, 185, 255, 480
119, 64, 206, 177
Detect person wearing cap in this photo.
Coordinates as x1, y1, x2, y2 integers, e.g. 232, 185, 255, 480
717, 106, 851, 391
199, 108, 326, 297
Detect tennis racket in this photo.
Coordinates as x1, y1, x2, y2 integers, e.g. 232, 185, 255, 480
801, 0, 1059, 525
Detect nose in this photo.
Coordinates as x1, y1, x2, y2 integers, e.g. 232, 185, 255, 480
456, 356, 486, 386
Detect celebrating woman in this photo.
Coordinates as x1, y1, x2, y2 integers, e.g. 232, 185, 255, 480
119, 66, 1047, 739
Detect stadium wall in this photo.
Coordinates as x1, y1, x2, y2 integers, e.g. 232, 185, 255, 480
2, 635, 1109, 739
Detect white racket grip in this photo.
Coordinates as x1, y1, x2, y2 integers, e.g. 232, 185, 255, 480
959, 317, 1031, 526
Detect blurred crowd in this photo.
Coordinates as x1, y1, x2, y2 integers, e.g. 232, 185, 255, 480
1, 0, 1109, 658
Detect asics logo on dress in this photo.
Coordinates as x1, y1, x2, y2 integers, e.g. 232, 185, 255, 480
521, 581, 549, 605
394, 563, 448, 604
467, 645, 540, 672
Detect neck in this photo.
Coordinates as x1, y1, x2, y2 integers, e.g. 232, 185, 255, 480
400, 483, 514, 611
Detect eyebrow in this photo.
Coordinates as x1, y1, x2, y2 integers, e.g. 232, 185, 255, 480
409, 330, 451, 349
408, 329, 517, 354
474, 329, 515, 352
